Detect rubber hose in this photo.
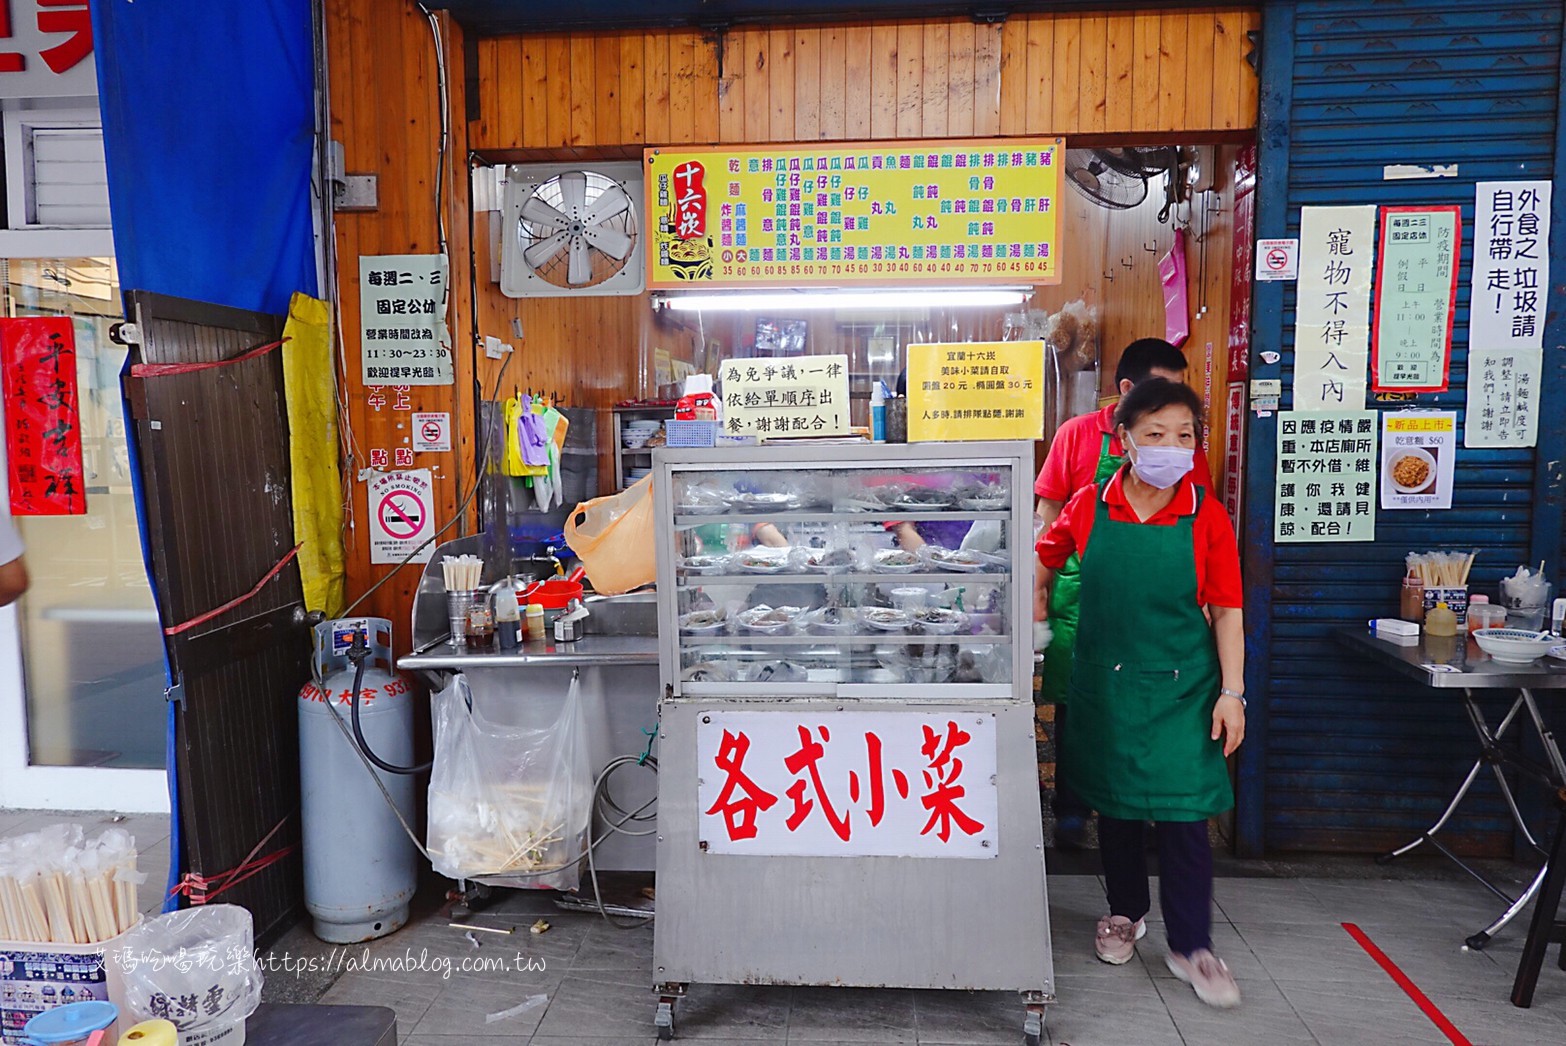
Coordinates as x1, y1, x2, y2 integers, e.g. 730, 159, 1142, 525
348, 655, 432, 775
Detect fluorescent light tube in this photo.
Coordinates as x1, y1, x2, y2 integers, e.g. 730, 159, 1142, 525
655, 288, 1031, 312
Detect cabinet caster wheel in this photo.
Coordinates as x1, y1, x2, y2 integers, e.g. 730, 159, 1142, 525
1023, 1007, 1044, 1046
655, 998, 676, 1040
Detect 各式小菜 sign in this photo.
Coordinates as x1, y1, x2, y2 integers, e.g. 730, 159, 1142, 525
1273, 409, 1378, 543
719, 354, 851, 438
368, 468, 435, 564
359, 254, 453, 386
1469, 181, 1551, 351
1382, 411, 1456, 511
645, 138, 1063, 289
1, 317, 86, 515
1464, 347, 1540, 449
696, 710, 999, 858
1293, 206, 1376, 411
906, 341, 1044, 442
1372, 206, 1460, 393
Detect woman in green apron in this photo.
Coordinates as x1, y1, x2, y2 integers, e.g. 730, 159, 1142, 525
1035, 379, 1247, 1009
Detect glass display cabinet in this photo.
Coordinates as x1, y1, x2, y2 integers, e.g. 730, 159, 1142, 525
649, 442, 1052, 1044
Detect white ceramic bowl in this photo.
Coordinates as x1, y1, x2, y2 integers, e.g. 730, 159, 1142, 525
1473, 628, 1556, 664
1387, 446, 1437, 494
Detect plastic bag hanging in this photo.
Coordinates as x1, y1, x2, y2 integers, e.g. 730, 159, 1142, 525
564, 476, 657, 594
426, 672, 592, 890
1159, 229, 1190, 347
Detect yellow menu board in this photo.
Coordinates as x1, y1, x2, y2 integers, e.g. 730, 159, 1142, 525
907, 341, 1045, 442
645, 138, 1064, 289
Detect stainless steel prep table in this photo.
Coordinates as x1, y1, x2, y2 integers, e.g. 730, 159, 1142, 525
400, 553, 664, 875
1334, 628, 1566, 956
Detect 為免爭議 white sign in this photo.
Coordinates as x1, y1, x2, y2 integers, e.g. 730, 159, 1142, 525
697, 710, 998, 858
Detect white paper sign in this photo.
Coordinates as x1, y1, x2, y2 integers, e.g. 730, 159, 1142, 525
368, 469, 435, 564
1465, 348, 1541, 449
696, 711, 998, 858
359, 254, 454, 386
1275, 410, 1378, 543
718, 354, 852, 438
1469, 181, 1551, 351
1255, 238, 1299, 281
412, 412, 452, 453
1294, 206, 1376, 411
1381, 412, 1456, 510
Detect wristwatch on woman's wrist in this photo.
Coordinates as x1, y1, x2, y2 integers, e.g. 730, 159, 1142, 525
1220, 687, 1246, 708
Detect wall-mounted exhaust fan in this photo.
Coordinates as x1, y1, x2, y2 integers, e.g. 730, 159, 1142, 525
500, 161, 645, 297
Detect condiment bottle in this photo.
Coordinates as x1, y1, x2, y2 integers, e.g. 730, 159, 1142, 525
1425, 601, 1458, 637
466, 600, 495, 648
1399, 575, 1425, 624
494, 588, 521, 650
525, 602, 546, 642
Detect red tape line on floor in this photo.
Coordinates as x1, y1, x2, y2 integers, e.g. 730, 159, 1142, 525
1342, 922, 1472, 1046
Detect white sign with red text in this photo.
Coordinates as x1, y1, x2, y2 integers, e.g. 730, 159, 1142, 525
0, 2, 97, 99
368, 468, 434, 564
697, 711, 998, 858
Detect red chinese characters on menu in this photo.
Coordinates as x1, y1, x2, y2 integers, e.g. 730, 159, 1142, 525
672, 161, 706, 240
2, 317, 86, 515
704, 720, 986, 847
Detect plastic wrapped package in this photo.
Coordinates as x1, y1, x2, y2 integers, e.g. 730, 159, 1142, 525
565, 476, 656, 594
115, 905, 262, 1045
427, 672, 591, 891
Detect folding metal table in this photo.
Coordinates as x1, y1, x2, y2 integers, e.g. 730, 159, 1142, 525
1336, 629, 1566, 1004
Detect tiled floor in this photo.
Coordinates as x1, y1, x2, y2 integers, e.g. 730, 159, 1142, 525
11, 809, 1566, 1044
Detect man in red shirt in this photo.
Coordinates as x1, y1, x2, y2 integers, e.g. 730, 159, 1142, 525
1033, 338, 1212, 847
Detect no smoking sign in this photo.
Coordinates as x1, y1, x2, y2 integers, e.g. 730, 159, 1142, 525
1255, 238, 1299, 282
368, 469, 434, 564
412, 412, 451, 453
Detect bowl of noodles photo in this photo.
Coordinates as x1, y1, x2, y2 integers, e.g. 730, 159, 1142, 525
1388, 446, 1437, 495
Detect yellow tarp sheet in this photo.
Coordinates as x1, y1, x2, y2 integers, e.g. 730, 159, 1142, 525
281, 292, 345, 616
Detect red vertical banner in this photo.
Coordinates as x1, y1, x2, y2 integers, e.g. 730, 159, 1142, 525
2, 317, 86, 515
1228, 144, 1257, 383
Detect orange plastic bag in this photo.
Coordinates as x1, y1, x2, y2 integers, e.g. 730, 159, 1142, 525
564, 475, 656, 595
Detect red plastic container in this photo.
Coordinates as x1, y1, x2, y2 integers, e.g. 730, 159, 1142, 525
519, 566, 586, 609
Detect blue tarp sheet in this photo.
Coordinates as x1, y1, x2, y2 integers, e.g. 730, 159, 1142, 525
90, 1, 317, 314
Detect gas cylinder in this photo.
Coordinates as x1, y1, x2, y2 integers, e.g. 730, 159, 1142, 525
298, 618, 418, 943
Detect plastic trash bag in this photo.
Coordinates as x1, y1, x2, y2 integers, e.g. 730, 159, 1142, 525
114, 904, 262, 1041
427, 671, 591, 891
564, 475, 656, 594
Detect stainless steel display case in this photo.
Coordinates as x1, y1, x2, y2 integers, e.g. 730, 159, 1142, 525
649, 442, 1052, 1043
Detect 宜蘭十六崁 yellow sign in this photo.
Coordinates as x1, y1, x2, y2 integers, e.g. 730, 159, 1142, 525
906, 342, 1045, 442
644, 139, 1063, 289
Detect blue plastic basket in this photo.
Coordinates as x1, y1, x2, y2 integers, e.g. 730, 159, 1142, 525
665, 420, 719, 447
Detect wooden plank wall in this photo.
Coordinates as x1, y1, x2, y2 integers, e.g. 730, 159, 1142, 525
470, 9, 1260, 157
326, 3, 1260, 617
327, 0, 476, 626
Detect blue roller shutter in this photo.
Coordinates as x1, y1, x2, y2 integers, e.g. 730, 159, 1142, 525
1241, 0, 1566, 856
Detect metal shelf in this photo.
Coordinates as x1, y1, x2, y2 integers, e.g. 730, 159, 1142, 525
676, 571, 1011, 585
680, 633, 1013, 646
673, 509, 1012, 526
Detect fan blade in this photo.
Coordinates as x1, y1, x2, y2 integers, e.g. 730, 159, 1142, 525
559, 171, 588, 216
581, 223, 633, 261
583, 182, 631, 226
520, 195, 570, 228
567, 236, 593, 285
523, 230, 569, 271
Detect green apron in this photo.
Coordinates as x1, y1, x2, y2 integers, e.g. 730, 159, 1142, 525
1040, 432, 1126, 703
1060, 480, 1232, 822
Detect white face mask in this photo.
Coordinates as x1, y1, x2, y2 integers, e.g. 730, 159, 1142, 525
1124, 432, 1195, 490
